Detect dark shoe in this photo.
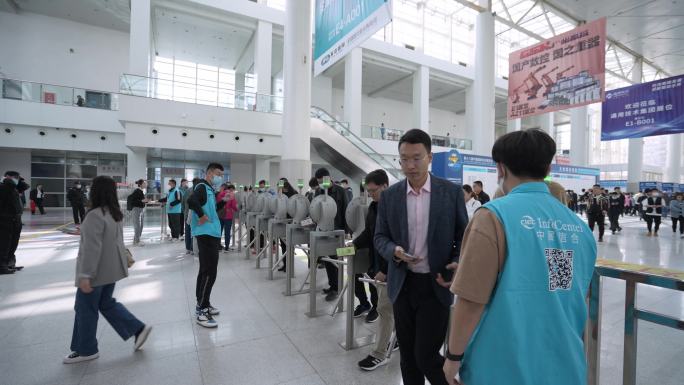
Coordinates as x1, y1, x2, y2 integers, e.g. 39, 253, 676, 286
63, 351, 99, 364
353, 303, 371, 318
365, 308, 379, 323
317, 262, 325, 269
611, 230, 616, 235
0, 268, 15, 275
598, 237, 603, 242
322, 287, 333, 294
277, 265, 286, 272
10, 266, 23, 271
324, 291, 338, 302
358, 355, 387, 371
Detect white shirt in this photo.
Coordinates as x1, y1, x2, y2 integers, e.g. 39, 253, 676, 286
406, 174, 431, 274
465, 197, 481, 220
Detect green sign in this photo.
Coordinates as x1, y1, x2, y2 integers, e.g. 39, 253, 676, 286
321, 176, 332, 189
336, 246, 356, 256
297, 179, 305, 189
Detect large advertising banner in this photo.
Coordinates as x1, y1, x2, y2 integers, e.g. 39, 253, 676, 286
314, 0, 392, 76
507, 18, 606, 120
601, 74, 684, 140
548, 165, 600, 193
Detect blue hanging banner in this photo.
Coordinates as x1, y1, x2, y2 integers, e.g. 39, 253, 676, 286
601, 74, 684, 141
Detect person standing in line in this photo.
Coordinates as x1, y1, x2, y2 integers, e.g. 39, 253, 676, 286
341, 179, 354, 203
462, 184, 482, 221
306, 177, 319, 202
443, 129, 596, 385
178, 179, 191, 238
216, 184, 237, 252
67, 181, 87, 226
587, 184, 609, 242
670, 193, 684, 238
30, 184, 47, 215
127, 179, 149, 247
375, 129, 468, 385
188, 163, 225, 328
472, 181, 490, 205
183, 178, 201, 255
63, 176, 152, 364
0, 171, 25, 274
608, 189, 623, 234
249, 180, 267, 254
277, 179, 297, 272
644, 188, 664, 237
159, 179, 183, 241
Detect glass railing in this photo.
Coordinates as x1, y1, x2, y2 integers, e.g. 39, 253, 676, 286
431, 135, 473, 150
361, 124, 404, 141
310, 107, 402, 181
1, 78, 118, 110
119, 73, 284, 114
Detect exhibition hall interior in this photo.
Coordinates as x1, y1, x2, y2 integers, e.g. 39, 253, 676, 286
0, 0, 682, 384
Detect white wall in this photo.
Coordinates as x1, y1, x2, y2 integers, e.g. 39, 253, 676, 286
0, 148, 31, 185
1, 125, 127, 155
230, 161, 255, 186
0, 11, 129, 91
0, 99, 123, 133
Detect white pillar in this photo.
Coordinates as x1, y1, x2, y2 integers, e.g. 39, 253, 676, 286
470, 1, 495, 155
570, 106, 588, 166
280, 0, 312, 184
413, 65, 430, 133
126, 147, 147, 184
129, 0, 151, 76
539, 112, 555, 138
506, 118, 521, 133
344, 47, 363, 136
255, 20, 273, 96
666, 134, 682, 183
235, 72, 246, 107
627, 58, 643, 192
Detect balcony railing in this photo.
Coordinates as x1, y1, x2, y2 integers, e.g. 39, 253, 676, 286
361, 124, 472, 150
1, 78, 118, 110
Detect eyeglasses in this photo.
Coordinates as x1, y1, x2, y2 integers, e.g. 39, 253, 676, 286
399, 155, 428, 165
366, 187, 380, 194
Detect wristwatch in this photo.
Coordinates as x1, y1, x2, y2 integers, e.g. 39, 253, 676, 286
446, 349, 464, 362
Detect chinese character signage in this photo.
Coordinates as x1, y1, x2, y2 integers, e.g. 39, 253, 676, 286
601, 74, 684, 141
314, 0, 392, 76
507, 18, 606, 120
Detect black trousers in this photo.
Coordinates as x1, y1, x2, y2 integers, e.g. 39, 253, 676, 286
645, 215, 661, 233
0, 218, 22, 269
588, 215, 605, 238
196, 235, 220, 308
672, 216, 684, 234
394, 272, 450, 385
354, 273, 378, 308
33, 198, 45, 214
72, 204, 85, 224
324, 255, 339, 292
168, 213, 182, 239
608, 210, 621, 231
249, 228, 265, 249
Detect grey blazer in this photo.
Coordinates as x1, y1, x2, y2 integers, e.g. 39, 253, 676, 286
374, 174, 468, 307
75, 208, 128, 287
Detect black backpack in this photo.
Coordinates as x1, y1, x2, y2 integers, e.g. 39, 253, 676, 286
126, 193, 134, 211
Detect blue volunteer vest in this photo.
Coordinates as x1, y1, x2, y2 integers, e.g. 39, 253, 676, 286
166, 187, 182, 214
460, 182, 596, 385
190, 182, 221, 238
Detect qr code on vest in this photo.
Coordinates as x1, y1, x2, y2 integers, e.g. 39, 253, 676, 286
545, 248, 573, 291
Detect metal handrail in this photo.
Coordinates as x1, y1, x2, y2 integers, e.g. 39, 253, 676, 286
586, 258, 684, 385
1, 77, 118, 110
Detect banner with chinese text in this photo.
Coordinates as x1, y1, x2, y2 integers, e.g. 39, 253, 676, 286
507, 18, 606, 119
601, 74, 684, 141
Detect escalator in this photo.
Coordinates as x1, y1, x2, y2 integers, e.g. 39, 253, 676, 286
309, 106, 401, 184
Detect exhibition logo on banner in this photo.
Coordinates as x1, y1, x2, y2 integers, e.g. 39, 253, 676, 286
601, 74, 684, 141
314, 0, 392, 76
507, 18, 606, 120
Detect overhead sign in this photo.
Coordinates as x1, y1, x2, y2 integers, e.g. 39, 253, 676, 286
314, 0, 392, 76
507, 18, 606, 119
601, 74, 684, 141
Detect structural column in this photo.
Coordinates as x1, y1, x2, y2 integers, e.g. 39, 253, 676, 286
126, 147, 147, 184
506, 118, 521, 133
469, 0, 496, 155
344, 48, 363, 136
412, 65, 430, 133
627, 59, 644, 192
539, 112, 555, 139
666, 134, 682, 183
255, 20, 273, 96
570, 106, 588, 166
129, 0, 151, 77
280, 0, 312, 184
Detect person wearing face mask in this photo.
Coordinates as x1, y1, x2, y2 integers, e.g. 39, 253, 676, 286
0, 171, 25, 274
461, 184, 481, 221
216, 184, 238, 252
608, 189, 623, 235
179, 179, 190, 239
159, 179, 183, 241
587, 184, 609, 242
443, 129, 596, 385
670, 193, 684, 238
644, 188, 664, 236
67, 181, 88, 226
187, 163, 225, 328
126, 179, 149, 246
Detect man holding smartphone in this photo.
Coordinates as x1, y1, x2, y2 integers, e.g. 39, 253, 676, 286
375, 129, 468, 385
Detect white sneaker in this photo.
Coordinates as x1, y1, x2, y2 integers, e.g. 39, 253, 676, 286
196, 309, 218, 328
63, 352, 99, 364
133, 324, 153, 351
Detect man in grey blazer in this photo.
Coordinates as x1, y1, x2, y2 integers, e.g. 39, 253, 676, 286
375, 129, 468, 385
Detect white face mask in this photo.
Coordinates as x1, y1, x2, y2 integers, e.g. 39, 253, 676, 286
496, 165, 506, 196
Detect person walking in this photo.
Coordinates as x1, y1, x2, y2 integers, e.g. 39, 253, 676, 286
159, 179, 183, 241
127, 179, 149, 246
375, 129, 469, 385
67, 181, 87, 225
443, 129, 597, 385
188, 163, 225, 328
216, 184, 238, 252
587, 184, 609, 242
0, 171, 25, 274
644, 188, 664, 236
63, 176, 152, 364
462, 184, 481, 220
608, 189, 623, 234
670, 193, 684, 238
30, 184, 47, 215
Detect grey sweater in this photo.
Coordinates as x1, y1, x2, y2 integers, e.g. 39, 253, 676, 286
670, 199, 684, 218
75, 208, 128, 287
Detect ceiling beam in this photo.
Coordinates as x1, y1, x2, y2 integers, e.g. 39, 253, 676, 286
367, 73, 413, 97
430, 88, 467, 103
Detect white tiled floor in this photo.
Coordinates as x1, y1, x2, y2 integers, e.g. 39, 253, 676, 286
0, 210, 682, 385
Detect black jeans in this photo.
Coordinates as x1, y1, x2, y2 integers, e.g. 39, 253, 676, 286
354, 273, 378, 308
72, 204, 85, 224
324, 255, 339, 292
34, 198, 45, 214
0, 218, 22, 269
196, 235, 220, 308
168, 213, 182, 239
249, 228, 265, 249
394, 272, 450, 385
645, 215, 661, 233
608, 210, 621, 231
588, 215, 605, 238
673, 216, 684, 234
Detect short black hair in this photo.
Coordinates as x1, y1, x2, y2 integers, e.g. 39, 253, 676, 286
364, 169, 389, 187
135, 179, 145, 186
181, 178, 188, 183
614, 187, 620, 191
340, 179, 349, 184
491, 129, 555, 179
192, 177, 201, 185
314, 167, 330, 179
473, 181, 483, 187
309, 177, 319, 188
398, 129, 431, 153
258, 180, 266, 186
593, 184, 601, 188
227, 184, 236, 190
4, 171, 19, 178
169, 179, 176, 185
207, 162, 224, 171
462, 184, 473, 194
